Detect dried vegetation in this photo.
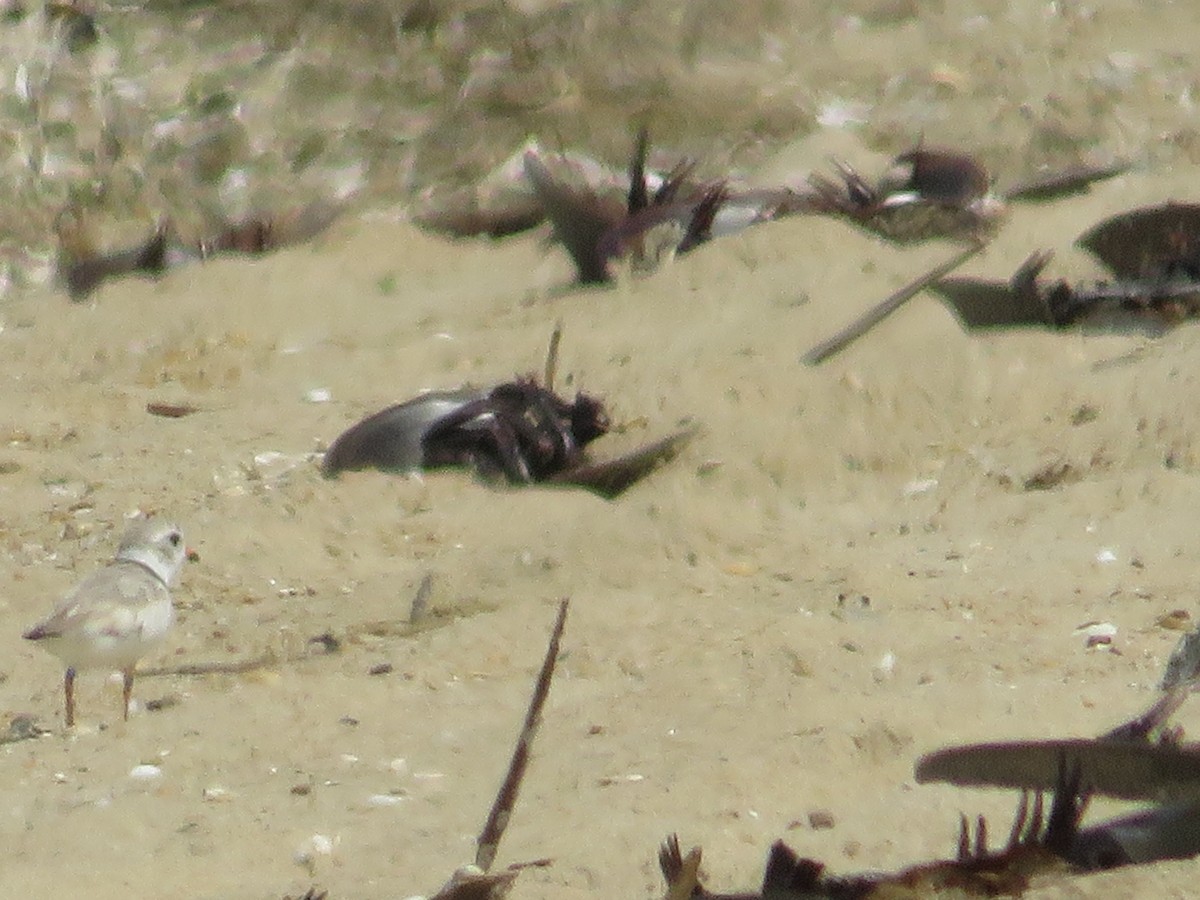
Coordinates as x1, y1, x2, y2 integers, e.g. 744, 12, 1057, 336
2, 0, 1191, 294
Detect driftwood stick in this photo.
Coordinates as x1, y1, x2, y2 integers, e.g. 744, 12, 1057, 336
475, 598, 570, 871
803, 241, 984, 365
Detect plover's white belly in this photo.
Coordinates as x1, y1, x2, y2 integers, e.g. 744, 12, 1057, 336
42, 595, 175, 672
38, 573, 175, 671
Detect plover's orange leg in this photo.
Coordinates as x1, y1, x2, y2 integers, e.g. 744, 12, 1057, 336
64, 667, 76, 728
122, 668, 134, 721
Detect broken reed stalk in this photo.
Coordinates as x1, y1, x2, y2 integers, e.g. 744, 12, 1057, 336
803, 241, 984, 365
544, 320, 564, 392
475, 598, 570, 872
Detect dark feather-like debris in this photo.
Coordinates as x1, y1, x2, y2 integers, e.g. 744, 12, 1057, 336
660, 758, 1186, 899
930, 275, 1048, 330
933, 245, 1200, 334
663, 646, 1200, 899
917, 653, 1200, 802
805, 145, 1127, 246
1070, 797, 1200, 869
805, 145, 1004, 244
659, 781, 1077, 900
1076, 202, 1200, 279
677, 185, 728, 255
823, 201, 1200, 339
1003, 159, 1131, 202
525, 131, 746, 286
917, 664, 1200, 802
628, 127, 652, 215
547, 426, 699, 499
321, 379, 611, 485
881, 146, 991, 205
429, 867, 519, 900
919, 745, 1200, 871
197, 201, 340, 259
930, 250, 1065, 330
321, 386, 500, 477
60, 221, 169, 300
412, 191, 546, 239
919, 625, 1200, 799
914, 739, 1200, 802
522, 151, 624, 284
660, 835, 707, 900
914, 637, 1200, 874
56, 201, 339, 299
323, 373, 692, 498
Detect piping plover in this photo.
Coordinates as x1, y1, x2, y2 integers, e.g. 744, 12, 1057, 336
22, 516, 191, 727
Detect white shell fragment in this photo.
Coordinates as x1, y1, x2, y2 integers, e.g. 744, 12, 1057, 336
816, 97, 871, 128
1075, 621, 1118, 649
129, 764, 163, 782
873, 651, 897, 682
903, 478, 938, 497
294, 833, 337, 867
365, 793, 406, 807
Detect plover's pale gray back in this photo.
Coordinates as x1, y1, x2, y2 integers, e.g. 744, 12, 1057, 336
23, 515, 191, 727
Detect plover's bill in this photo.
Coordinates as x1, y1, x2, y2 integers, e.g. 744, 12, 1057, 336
22, 516, 191, 727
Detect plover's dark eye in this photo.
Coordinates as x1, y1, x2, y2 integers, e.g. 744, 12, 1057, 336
169, 532, 182, 547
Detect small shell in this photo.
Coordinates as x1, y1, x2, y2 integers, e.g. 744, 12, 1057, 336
294, 833, 336, 866
365, 793, 406, 807
1075, 621, 1118, 648
873, 651, 897, 681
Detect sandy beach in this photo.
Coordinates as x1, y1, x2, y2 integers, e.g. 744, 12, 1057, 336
3, 2, 1200, 898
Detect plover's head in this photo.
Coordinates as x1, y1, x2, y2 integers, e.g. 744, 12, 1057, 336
115, 517, 189, 586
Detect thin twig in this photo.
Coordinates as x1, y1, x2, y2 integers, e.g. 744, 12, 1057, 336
802, 241, 984, 365
141, 654, 277, 677
544, 320, 564, 391
475, 598, 570, 872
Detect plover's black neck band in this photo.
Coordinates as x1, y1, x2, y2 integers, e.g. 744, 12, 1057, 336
120, 557, 168, 588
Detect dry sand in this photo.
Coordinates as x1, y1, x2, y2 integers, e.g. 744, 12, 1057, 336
4, 3, 1200, 899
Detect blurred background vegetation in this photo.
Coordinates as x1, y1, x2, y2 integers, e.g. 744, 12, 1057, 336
0, 0, 1195, 293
